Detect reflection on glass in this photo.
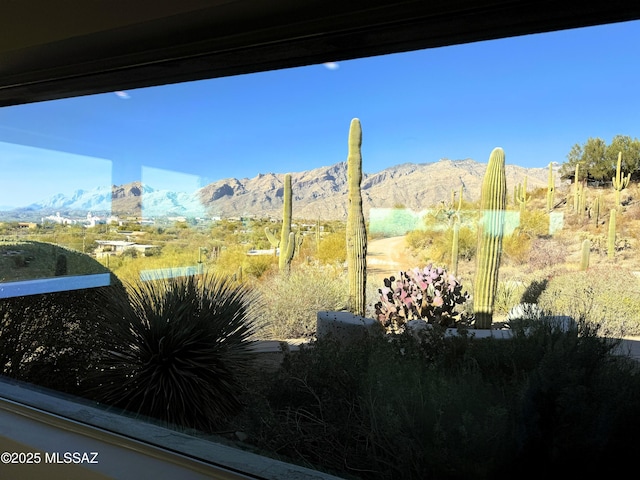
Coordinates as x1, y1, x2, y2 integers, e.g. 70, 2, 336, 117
0, 143, 113, 295
141, 166, 207, 219
0, 20, 639, 478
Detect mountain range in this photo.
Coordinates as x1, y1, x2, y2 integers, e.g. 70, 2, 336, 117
7, 159, 560, 221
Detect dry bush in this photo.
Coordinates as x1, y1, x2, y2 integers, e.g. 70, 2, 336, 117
405, 229, 432, 252
502, 232, 532, 266
426, 226, 476, 265
537, 266, 640, 336
525, 237, 568, 272
213, 245, 277, 280
316, 232, 346, 265
518, 209, 550, 238
255, 265, 348, 339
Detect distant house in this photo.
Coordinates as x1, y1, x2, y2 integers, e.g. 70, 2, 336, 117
94, 240, 157, 258
43, 212, 74, 225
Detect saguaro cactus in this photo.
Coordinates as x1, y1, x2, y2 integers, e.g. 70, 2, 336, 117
515, 176, 531, 217
473, 147, 507, 329
451, 222, 460, 278
278, 173, 296, 272
580, 239, 590, 271
592, 194, 601, 227
612, 152, 631, 207
346, 118, 367, 316
450, 185, 463, 277
546, 162, 555, 213
608, 208, 617, 260
579, 184, 587, 218
573, 163, 581, 211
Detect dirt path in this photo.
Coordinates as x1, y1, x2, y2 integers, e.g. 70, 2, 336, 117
367, 235, 419, 279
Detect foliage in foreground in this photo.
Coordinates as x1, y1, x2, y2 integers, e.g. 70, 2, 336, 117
89, 274, 257, 432
237, 319, 640, 479
0, 242, 124, 395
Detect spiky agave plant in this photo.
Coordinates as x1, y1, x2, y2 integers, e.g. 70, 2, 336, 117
91, 274, 257, 432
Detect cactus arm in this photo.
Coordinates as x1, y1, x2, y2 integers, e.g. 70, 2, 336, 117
346, 118, 367, 316
265, 227, 280, 247
282, 231, 296, 267
612, 152, 631, 207
515, 176, 531, 217
473, 147, 507, 329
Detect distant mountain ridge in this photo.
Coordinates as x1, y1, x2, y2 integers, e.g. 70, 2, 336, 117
7, 159, 560, 221
197, 158, 558, 219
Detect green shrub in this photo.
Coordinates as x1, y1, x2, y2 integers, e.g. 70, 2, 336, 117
255, 265, 347, 339
501, 231, 532, 265
213, 245, 276, 280
407, 226, 476, 265
89, 274, 257, 432
405, 228, 431, 252
518, 209, 549, 238
238, 319, 640, 479
316, 232, 346, 265
493, 280, 527, 316
537, 267, 640, 336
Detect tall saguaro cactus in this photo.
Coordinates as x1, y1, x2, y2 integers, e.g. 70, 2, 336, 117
278, 173, 296, 272
573, 163, 581, 211
346, 118, 367, 316
593, 194, 601, 227
473, 147, 507, 329
451, 222, 460, 278
515, 176, 531, 217
450, 185, 463, 277
613, 152, 631, 207
546, 162, 555, 213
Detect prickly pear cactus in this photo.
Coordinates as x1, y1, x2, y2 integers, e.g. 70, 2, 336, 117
346, 118, 367, 316
473, 147, 507, 329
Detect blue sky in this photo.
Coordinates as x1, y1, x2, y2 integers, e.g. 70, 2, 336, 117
0, 20, 639, 207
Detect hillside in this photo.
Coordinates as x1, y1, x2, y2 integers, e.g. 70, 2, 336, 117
5, 159, 560, 221
197, 159, 557, 220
